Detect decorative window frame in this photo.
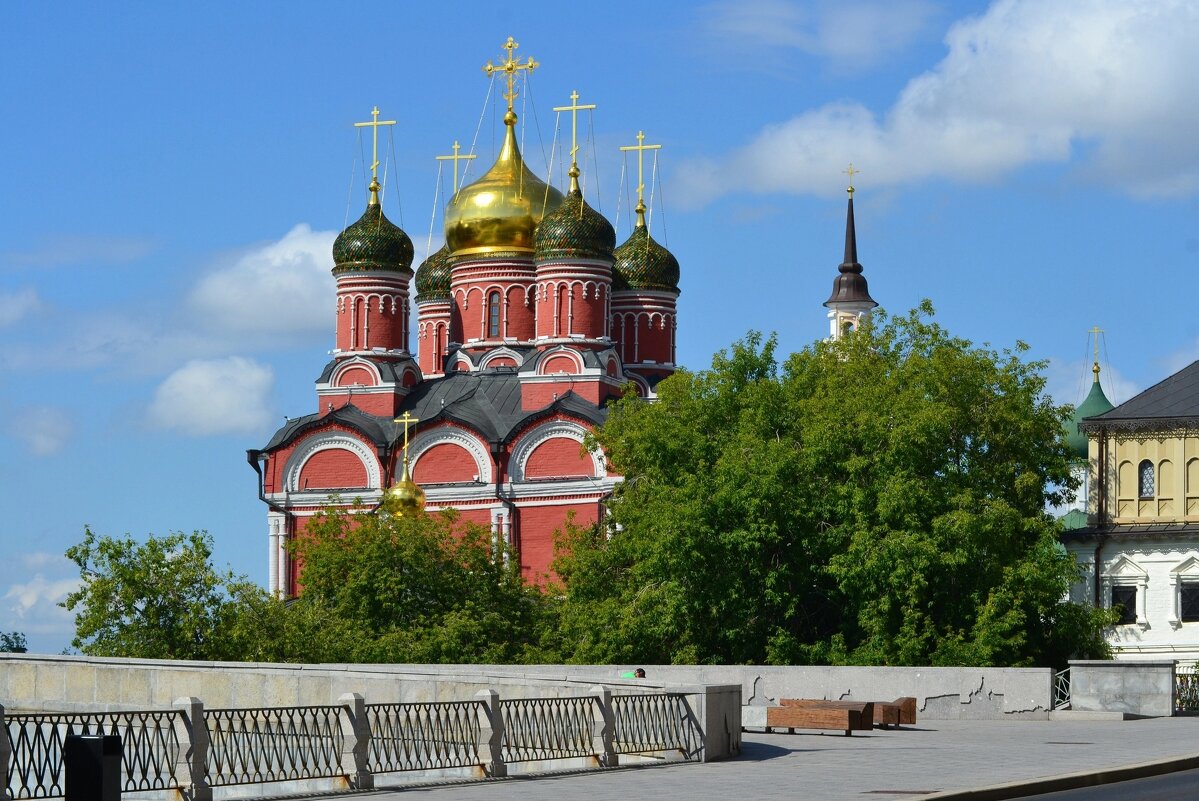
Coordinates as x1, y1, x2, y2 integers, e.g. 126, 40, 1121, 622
1169, 555, 1199, 628
283, 432, 381, 493
508, 420, 605, 482
1101, 554, 1150, 629
409, 426, 493, 484
1138, 459, 1156, 499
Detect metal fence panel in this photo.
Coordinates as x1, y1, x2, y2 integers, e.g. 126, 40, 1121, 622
499, 697, 597, 763
612, 693, 699, 759
366, 701, 482, 773
203, 705, 346, 787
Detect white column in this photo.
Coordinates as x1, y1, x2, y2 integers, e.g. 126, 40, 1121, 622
267, 513, 283, 597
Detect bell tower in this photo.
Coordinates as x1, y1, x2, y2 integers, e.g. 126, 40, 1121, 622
824, 164, 877, 340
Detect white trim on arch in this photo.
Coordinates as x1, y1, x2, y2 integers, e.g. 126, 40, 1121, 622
409, 426, 494, 484
508, 420, 605, 482
284, 432, 381, 492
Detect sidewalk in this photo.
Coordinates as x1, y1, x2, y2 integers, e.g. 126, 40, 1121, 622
265, 716, 1199, 801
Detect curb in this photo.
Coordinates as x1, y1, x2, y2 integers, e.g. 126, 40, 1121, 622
919, 752, 1199, 800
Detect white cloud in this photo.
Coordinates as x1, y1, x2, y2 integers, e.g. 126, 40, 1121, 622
147, 357, 275, 436
700, 0, 938, 69
0, 286, 39, 326
188, 224, 337, 336
679, 0, 1199, 203
6, 406, 75, 456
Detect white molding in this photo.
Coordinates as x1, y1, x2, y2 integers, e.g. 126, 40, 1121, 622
283, 432, 382, 492
410, 426, 494, 484
509, 420, 605, 482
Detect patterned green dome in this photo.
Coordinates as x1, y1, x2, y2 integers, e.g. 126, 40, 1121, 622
332, 199, 414, 275
534, 186, 615, 262
415, 244, 452, 301
612, 223, 679, 292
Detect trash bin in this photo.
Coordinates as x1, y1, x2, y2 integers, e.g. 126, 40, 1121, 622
64, 734, 121, 801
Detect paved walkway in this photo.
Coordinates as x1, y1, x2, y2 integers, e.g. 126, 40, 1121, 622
265, 716, 1199, 801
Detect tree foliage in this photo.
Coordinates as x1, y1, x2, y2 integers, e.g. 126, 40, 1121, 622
1, 631, 28, 652
554, 303, 1113, 667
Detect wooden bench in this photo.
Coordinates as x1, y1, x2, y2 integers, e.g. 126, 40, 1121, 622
782, 697, 917, 729
765, 704, 863, 736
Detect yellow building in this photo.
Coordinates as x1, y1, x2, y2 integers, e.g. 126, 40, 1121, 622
1064, 360, 1199, 663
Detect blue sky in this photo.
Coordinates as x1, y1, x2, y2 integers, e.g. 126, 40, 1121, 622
2, 0, 1197, 654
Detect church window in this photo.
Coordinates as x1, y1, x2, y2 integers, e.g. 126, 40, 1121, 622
488, 291, 501, 338
1138, 459, 1155, 499
1182, 585, 1199, 623
1111, 585, 1137, 625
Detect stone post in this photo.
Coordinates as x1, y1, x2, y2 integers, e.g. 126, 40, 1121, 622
1, 703, 13, 801
474, 689, 507, 778
338, 692, 374, 789
590, 686, 618, 767
173, 696, 213, 801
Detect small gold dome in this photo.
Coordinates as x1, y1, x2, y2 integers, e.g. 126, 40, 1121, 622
444, 111, 564, 257
385, 458, 425, 517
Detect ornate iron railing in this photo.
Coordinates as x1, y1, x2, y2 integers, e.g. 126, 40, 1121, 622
4, 710, 182, 799
365, 701, 482, 773
1053, 668, 1071, 711
1177, 665, 1199, 712
203, 704, 346, 786
612, 693, 699, 759
499, 696, 597, 763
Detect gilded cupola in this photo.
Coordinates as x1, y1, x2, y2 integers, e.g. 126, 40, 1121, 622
332, 178, 415, 275
444, 111, 564, 258
414, 244, 452, 301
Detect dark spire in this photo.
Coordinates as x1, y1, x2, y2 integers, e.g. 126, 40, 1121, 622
824, 191, 877, 308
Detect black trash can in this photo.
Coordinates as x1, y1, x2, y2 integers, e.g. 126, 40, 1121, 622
64, 734, 121, 801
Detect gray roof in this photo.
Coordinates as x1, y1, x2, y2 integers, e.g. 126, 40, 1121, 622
1082, 360, 1199, 432
1061, 521, 1199, 542
256, 369, 608, 455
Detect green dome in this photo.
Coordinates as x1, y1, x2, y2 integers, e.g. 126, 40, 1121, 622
611, 224, 679, 292
332, 200, 414, 275
1059, 508, 1089, 531
1066, 377, 1115, 459
414, 244, 452, 301
534, 186, 615, 262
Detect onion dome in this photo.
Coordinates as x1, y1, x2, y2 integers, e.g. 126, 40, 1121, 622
611, 203, 680, 292
414, 244, 452, 301
444, 111, 564, 257
333, 179, 415, 275
385, 456, 425, 517
824, 192, 877, 308
534, 167, 615, 262
1066, 365, 1115, 459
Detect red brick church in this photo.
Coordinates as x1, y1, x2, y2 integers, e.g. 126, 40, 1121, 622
248, 42, 681, 596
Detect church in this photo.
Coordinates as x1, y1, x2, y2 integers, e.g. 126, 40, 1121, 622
247, 38, 875, 598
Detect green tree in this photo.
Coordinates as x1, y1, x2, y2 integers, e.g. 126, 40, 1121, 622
62, 527, 307, 660
291, 506, 558, 663
1, 631, 28, 652
555, 303, 1112, 667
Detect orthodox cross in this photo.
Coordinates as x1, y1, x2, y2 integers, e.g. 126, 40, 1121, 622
553, 90, 597, 167
843, 162, 860, 196
354, 106, 397, 183
484, 36, 538, 113
1089, 325, 1104, 380
436, 141, 476, 193
394, 411, 420, 460
619, 130, 661, 208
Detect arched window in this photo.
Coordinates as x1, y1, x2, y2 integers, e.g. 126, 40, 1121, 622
1138, 459, 1155, 499
487, 291, 501, 338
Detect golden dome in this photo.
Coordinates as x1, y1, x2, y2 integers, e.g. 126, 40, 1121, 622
444, 111, 564, 257
385, 457, 425, 517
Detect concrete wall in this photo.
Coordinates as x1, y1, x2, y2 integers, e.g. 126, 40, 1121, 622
1069, 659, 1176, 717
0, 655, 1050, 721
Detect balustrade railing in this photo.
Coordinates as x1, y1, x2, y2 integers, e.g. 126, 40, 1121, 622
1052, 668, 1071, 711
366, 701, 482, 773
499, 696, 598, 763
4, 710, 182, 799
612, 692, 699, 758
2, 688, 702, 799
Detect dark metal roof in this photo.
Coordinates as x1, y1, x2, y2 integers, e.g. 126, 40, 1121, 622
824, 195, 877, 309
1060, 521, 1199, 542
257, 370, 608, 454
1082, 360, 1199, 432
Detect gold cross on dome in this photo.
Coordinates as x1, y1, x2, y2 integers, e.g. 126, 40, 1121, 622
843, 162, 860, 196
484, 36, 539, 113
353, 106, 397, 183
1089, 325, 1105, 379
394, 411, 420, 456
553, 90, 597, 166
436, 140, 476, 193
619, 130, 662, 207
